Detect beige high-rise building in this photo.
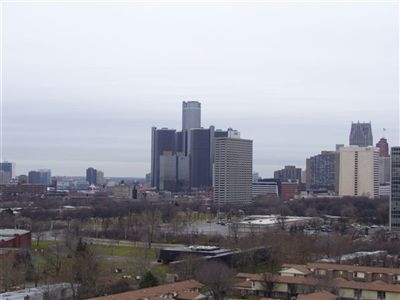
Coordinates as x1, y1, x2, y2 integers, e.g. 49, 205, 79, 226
96, 170, 105, 185
213, 136, 253, 207
338, 146, 379, 198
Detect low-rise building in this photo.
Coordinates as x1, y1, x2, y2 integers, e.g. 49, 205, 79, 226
234, 262, 400, 300
280, 182, 299, 201
0, 184, 47, 196
252, 182, 279, 198
0, 229, 31, 249
111, 184, 134, 199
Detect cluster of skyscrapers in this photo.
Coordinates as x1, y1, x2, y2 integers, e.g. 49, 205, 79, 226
86, 167, 105, 186
0, 163, 51, 185
303, 122, 390, 199
150, 101, 253, 206
27, 169, 52, 185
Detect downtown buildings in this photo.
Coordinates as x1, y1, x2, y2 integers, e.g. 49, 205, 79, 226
28, 169, 51, 185
304, 122, 386, 199
150, 101, 253, 206
86, 167, 105, 186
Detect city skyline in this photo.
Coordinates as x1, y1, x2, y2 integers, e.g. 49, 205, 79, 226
2, 2, 399, 177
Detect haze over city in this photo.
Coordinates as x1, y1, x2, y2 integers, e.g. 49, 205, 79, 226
2, 1, 399, 177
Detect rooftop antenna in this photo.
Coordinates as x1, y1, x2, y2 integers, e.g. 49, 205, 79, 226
382, 128, 386, 138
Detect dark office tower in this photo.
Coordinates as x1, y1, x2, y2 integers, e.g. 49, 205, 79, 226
182, 101, 201, 131
28, 171, 41, 184
86, 167, 97, 185
176, 131, 184, 153
390, 147, 400, 231
274, 166, 302, 183
151, 127, 177, 190
349, 121, 373, 147
189, 127, 214, 189
177, 153, 190, 191
376, 137, 389, 157
376, 137, 391, 184
306, 151, 336, 191
159, 151, 177, 191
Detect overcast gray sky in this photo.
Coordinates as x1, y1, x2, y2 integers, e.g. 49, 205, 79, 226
2, 1, 399, 177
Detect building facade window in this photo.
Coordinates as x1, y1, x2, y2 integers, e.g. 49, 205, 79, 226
377, 291, 386, 300
354, 289, 362, 299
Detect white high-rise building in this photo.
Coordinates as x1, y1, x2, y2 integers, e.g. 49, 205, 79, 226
96, 170, 105, 185
338, 146, 379, 198
214, 136, 253, 207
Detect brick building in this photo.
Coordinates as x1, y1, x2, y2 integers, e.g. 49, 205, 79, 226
0, 229, 31, 249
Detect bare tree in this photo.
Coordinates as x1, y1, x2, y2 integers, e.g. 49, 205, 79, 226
0, 252, 28, 291
194, 261, 235, 300
173, 255, 204, 280
70, 238, 100, 299
141, 208, 161, 249
276, 215, 287, 230
260, 272, 277, 298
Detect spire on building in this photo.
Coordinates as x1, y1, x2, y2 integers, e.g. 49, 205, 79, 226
349, 121, 373, 147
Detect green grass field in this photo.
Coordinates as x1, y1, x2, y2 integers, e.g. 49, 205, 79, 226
31, 240, 57, 250
90, 244, 158, 259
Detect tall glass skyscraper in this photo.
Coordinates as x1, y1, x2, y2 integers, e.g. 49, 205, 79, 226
150, 127, 177, 190
182, 101, 201, 132
189, 127, 214, 189
86, 167, 97, 185
390, 147, 400, 231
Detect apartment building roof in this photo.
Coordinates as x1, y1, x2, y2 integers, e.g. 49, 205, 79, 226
333, 278, 400, 293
0, 229, 30, 236
307, 262, 400, 275
281, 264, 312, 275
297, 291, 336, 300
236, 272, 400, 293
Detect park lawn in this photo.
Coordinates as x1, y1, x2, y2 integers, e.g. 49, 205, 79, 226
90, 244, 158, 259
98, 259, 167, 285
31, 240, 57, 250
